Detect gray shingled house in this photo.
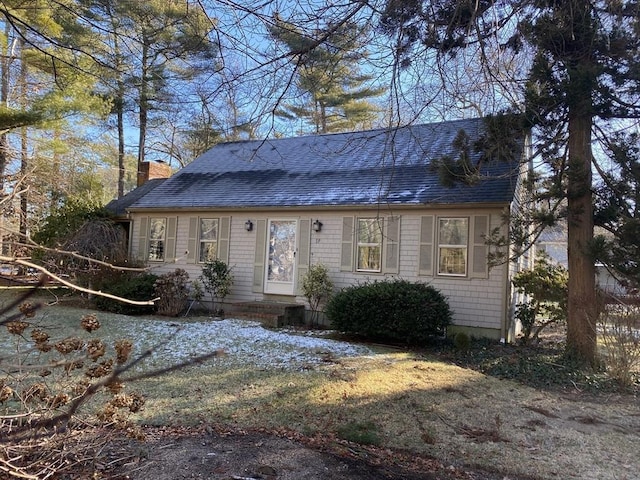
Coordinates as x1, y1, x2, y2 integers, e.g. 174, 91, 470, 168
118, 117, 531, 340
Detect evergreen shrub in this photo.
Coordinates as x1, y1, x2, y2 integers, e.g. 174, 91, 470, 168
94, 272, 158, 315
325, 279, 452, 344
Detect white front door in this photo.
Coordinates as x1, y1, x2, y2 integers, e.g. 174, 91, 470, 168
264, 219, 297, 295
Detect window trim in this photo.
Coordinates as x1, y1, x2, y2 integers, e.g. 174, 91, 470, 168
356, 217, 383, 273
198, 217, 219, 263
148, 217, 167, 262
437, 217, 469, 277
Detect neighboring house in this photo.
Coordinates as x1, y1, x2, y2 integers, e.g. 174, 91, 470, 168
536, 223, 628, 298
117, 118, 532, 341
536, 224, 568, 267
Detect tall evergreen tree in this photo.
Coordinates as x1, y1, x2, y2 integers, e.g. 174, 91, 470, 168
0, 0, 108, 244
270, 17, 383, 134
79, 0, 219, 195
378, 0, 640, 366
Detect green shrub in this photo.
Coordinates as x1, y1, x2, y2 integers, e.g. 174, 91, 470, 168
512, 252, 568, 345
200, 259, 234, 315
325, 279, 452, 344
154, 269, 190, 317
453, 331, 471, 351
94, 272, 158, 315
301, 263, 333, 326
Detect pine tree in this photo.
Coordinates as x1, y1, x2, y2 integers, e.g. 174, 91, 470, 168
0, 0, 109, 243
270, 17, 383, 134
79, 0, 219, 195
379, 0, 640, 366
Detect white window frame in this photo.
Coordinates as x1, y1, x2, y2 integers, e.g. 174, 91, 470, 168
437, 217, 469, 276
198, 217, 219, 263
356, 217, 383, 272
148, 217, 167, 262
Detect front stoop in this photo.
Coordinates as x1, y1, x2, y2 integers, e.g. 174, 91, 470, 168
231, 301, 305, 328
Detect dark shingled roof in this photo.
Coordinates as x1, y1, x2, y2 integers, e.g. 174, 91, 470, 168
129, 118, 522, 211
106, 178, 168, 216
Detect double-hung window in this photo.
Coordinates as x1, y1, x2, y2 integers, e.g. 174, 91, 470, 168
356, 218, 383, 272
199, 218, 219, 262
148, 218, 166, 261
437, 218, 468, 276
340, 216, 400, 274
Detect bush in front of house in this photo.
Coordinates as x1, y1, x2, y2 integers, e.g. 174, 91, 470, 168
325, 279, 452, 344
154, 269, 190, 317
94, 272, 158, 315
301, 263, 334, 326
200, 259, 234, 315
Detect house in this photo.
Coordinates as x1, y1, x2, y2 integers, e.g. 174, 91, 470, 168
536, 223, 630, 300
106, 161, 173, 244
118, 118, 531, 341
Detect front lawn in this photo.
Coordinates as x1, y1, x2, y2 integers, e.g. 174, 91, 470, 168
1, 289, 638, 480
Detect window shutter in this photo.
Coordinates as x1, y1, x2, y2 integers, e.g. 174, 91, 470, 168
382, 216, 400, 274
471, 215, 489, 278
418, 215, 434, 276
252, 219, 267, 293
340, 216, 354, 272
137, 216, 149, 262
187, 217, 198, 264
296, 219, 311, 295
218, 217, 231, 263
166, 217, 177, 263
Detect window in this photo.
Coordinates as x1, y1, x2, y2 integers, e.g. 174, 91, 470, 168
199, 218, 219, 262
356, 218, 382, 272
438, 218, 468, 276
148, 218, 166, 261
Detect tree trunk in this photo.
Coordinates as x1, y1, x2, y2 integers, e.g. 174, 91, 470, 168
106, 1, 126, 199
137, 39, 149, 177
0, 35, 9, 186
20, 126, 28, 238
0, 25, 12, 256
117, 82, 125, 198
565, 103, 598, 366
19, 37, 28, 240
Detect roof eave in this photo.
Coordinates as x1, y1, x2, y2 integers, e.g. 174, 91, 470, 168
126, 201, 512, 214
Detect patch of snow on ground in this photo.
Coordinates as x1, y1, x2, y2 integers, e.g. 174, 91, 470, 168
127, 318, 373, 370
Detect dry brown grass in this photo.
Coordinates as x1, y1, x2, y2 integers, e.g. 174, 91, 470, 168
1, 293, 637, 480
136, 352, 639, 480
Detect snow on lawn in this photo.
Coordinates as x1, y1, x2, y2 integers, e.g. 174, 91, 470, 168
126, 317, 374, 370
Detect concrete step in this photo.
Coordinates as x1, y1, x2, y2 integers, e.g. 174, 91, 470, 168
232, 301, 305, 327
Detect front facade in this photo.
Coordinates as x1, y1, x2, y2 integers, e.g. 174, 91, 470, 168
123, 118, 530, 340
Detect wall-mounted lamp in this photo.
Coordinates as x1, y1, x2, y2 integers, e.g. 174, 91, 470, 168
312, 219, 323, 232
244, 220, 253, 232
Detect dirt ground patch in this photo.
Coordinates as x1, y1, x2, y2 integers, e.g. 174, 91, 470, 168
95, 426, 519, 480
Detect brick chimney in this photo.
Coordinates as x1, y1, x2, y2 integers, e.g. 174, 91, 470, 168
138, 161, 172, 187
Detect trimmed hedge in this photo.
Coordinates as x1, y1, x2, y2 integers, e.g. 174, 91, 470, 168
325, 279, 452, 344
